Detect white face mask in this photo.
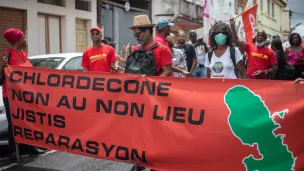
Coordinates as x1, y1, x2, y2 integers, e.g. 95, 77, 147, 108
256, 41, 265, 47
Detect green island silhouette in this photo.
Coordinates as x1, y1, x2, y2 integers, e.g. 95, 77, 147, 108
224, 86, 296, 171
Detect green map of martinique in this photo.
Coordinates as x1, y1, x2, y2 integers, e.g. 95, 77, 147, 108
224, 86, 296, 171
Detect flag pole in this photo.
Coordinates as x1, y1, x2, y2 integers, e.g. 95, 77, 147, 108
235, 13, 242, 19
15, 143, 20, 162
235, 4, 259, 19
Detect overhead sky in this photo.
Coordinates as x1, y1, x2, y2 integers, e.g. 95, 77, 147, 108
288, 0, 304, 36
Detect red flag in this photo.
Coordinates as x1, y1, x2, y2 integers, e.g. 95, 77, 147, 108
241, 4, 258, 43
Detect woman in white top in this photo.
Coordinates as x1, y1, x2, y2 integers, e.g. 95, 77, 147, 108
205, 21, 246, 79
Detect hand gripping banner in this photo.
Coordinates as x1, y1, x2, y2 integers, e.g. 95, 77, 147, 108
5, 66, 304, 171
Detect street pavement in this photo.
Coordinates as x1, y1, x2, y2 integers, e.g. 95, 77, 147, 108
0, 146, 150, 171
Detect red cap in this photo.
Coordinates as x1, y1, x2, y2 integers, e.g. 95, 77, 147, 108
90, 27, 102, 33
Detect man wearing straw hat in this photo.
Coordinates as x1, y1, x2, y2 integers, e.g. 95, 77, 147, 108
127, 15, 167, 171
127, 15, 172, 77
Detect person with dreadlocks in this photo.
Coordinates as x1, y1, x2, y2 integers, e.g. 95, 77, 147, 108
231, 18, 278, 79
205, 21, 246, 79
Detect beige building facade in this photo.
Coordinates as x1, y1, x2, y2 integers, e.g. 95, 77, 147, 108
255, 0, 288, 39
0, 0, 97, 56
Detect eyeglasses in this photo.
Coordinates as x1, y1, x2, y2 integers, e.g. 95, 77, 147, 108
134, 31, 144, 38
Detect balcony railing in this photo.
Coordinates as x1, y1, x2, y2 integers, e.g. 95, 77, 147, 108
179, 0, 204, 21
37, 0, 65, 7
76, 0, 91, 11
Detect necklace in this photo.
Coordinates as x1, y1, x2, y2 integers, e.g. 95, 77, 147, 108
10, 48, 27, 64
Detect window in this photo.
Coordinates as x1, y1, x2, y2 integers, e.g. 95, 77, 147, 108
63, 57, 83, 70
260, 0, 263, 11
76, 0, 91, 11
267, 0, 271, 16
76, 19, 88, 52
272, 2, 275, 18
38, 14, 62, 54
30, 58, 65, 69
37, 0, 65, 7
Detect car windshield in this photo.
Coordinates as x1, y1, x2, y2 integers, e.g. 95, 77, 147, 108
30, 58, 65, 69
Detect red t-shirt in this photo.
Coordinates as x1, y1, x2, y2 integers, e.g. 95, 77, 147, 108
133, 42, 172, 76
2, 48, 33, 97
82, 44, 116, 72
245, 43, 278, 79
154, 34, 169, 47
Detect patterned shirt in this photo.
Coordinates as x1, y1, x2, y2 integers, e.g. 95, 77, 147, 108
172, 48, 187, 77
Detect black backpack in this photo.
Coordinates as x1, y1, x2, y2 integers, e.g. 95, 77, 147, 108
208, 47, 239, 77
124, 43, 160, 76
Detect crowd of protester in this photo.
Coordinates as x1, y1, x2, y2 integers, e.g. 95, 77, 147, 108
0, 15, 303, 170
104, 16, 304, 82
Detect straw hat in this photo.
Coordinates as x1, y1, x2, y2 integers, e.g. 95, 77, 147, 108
128, 15, 156, 30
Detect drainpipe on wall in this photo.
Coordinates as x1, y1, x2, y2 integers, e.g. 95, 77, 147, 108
193, 0, 197, 19
148, 0, 152, 20
97, 0, 103, 27
171, 0, 180, 22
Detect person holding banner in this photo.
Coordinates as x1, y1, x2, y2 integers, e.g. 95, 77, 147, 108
0, 28, 45, 160
127, 15, 172, 170
153, 21, 191, 77
205, 21, 246, 79
230, 18, 278, 79
127, 15, 172, 77
82, 27, 117, 72
295, 77, 304, 83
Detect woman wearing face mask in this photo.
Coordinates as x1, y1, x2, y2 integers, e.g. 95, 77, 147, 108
205, 21, 246, 79
285, 33, 304, 80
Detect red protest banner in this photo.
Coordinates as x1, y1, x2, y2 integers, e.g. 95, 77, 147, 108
242, 4, 258, 43
5, 66, 304, 171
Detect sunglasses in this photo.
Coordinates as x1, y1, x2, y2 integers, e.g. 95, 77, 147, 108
134, 31, 144, 38
91, 33, 100, 36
